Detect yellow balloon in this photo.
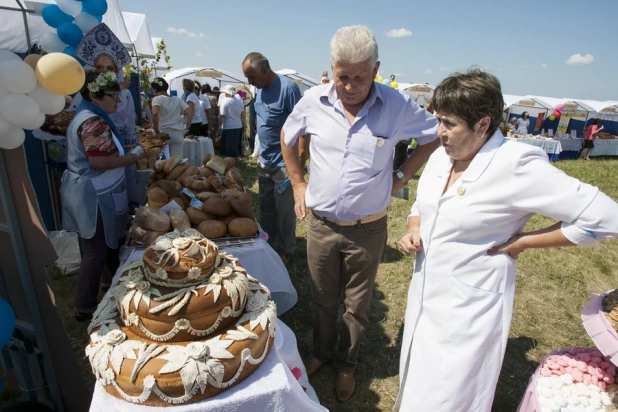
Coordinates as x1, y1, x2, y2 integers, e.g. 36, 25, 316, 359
24, 54, 42, 70
36, 53, 85, 96
375, 76, 383, 83
390, 81, 399, 88
549, 115, 556, 121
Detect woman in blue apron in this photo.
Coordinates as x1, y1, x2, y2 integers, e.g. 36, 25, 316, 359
61, 71, 144, 321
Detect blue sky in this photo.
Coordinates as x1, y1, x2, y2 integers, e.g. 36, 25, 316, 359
120, 0, 618, 101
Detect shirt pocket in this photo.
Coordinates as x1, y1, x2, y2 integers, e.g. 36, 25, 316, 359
355, 133, 394, 172
260, 103, 285, 127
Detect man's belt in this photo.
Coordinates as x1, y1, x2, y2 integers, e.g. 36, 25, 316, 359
311, 208, 387, 227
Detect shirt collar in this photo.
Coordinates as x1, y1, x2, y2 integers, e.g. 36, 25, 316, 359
461, 130, 506, 182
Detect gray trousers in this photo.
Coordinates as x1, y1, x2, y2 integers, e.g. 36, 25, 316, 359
306, 211, 388, 373
257, 163, 296, 254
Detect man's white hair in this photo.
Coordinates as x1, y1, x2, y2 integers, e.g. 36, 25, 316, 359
330, 25, 378, 66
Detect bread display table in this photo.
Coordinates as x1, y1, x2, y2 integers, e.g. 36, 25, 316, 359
116, 239, 298, 316
183, 138, 215, 167
90, 320, 327, 412
590, 140, 618, 157
506, 138, 563, 161
556, 138, 582, 160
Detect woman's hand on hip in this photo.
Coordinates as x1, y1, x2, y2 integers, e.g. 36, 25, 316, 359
398, 231, 423, 256
488, 235, 526, 259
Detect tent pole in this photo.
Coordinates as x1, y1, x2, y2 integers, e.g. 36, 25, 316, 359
15, 0, 32, 50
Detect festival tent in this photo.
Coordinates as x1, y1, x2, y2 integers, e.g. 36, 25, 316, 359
275, 69, 319, 95
503, 95, 553, 130
528, 96, 594, 137
399, 83, 435, 107
121, 11, 155, 59
163, 67, 246, 96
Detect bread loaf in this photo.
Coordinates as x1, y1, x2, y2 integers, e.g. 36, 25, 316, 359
163, 155, 182, 174
135, 207, 171, 232
208, 175, 224, 193
170, 197, 185, 209
223, 157, 236, 171
225, 168, 243, 188
228, 218, 258, 237
221, 176, 235, 189
129, 223, 166, 245
195, 191, 221, 202
230, 199, 256, 219
176, 165, 199, 183
196, 220, 227, 239
166, 161, 190, 181
198, 167, 216, 178
206, 155, 226, 175
151, 180, 179, 199
218, 213, 240, 226
186, 207, 214, 225
202, 154, 213, 166
202, 198, 232, 216
147, 187, 168, 210
170, 209, 191, 232
154, 159, 166, 172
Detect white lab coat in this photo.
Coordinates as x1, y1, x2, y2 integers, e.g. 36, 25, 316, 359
395, 131, 618, 412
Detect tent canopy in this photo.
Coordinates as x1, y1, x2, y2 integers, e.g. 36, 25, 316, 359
399, 83, 435, 107
275, 69, 319, 95
1, 0, 48, 53
163, 67, 246, 96
527, 96, 594, 113
121, 11, 155, 58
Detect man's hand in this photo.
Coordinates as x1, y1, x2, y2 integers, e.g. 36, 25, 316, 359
487, 234, 526, 260
292, 181, 308, 220
391, 172, 405, 194
398, 230, 423, 256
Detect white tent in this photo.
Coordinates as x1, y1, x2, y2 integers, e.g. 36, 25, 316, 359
399, 83, 435, 107
275, 69, 319, 95
163, 67, 246, 96
1, 0, 48, 52
121, 11, 155, 58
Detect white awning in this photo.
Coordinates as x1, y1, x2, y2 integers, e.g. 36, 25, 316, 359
121, 11, 155, 58
275, 69, 319, 95
101, 0, 132, 49
163, 67, 246, 96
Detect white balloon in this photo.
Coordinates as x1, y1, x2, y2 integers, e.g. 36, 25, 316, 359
73, 12, 99, 35
56, 0, 82, 16
24, 111, 46, 130
0, 114, 10, 135
39, 31, 66, 54
0, 50, 20, 65
0, 124, 26, 150
0, 94, 41, 129
0, 60, 37, 94
28, 85, 65, 115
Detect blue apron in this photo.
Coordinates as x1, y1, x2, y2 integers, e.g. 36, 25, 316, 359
60, 110, 128, 249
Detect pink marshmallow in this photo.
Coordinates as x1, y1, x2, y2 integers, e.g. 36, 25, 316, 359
572, 369, 584, 382
584, 376, 592, 386
578, 353, 591, 362
589, 350, 603, 357
591, 356, 602, 363
577, 361, 588, 372
599, 361, 610, 370
557, 358, 569, 367
568, 359, 578, 367
599, 381, 608, 392
548, 361, 560, 370
604, 375, 615, 384
566, 366, 575, 375
592, 375, 599, 384
540, 368, 552, 377
551, 369, 562, 376
559, 366, 567, 374
568, 348, 578, 355
607, 366, 616, 376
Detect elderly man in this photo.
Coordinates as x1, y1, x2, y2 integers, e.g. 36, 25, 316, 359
280, 25, 440, 402
242, 52, 303, 264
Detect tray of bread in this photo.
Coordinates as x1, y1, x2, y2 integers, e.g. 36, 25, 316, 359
129, 154, 259, 247
40, 110, 75, 137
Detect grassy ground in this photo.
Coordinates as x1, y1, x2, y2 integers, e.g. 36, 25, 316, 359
3, 157, 617, 412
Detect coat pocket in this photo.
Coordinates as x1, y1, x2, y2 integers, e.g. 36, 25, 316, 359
451, 254, 507, 294
112, 190, 128, 215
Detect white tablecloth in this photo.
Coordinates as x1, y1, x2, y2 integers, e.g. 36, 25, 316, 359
591, 139, 618, 157
183, 138, 214, 167
556, 138, 582, 152
115, 239, 298, 316
89, 320, 327, 412
506, 138, 563, 155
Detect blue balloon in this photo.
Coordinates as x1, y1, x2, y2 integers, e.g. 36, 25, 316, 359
41, 4, 73, 28
57, 22, 83, 47
63, 45, 76, 56
382, 79, 391, 85
0, 298, 15, 350
81, 0, 108, 17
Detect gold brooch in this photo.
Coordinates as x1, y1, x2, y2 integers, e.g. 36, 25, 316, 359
457, 186, 466, 195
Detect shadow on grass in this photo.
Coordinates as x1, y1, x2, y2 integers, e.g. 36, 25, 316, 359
281, 237, 399, 411
492, 336, 538, 412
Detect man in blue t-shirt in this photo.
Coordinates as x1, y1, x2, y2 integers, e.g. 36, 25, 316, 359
242, 52, 302, 263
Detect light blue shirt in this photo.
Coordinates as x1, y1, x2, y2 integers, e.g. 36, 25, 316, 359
283, 82, 438, 222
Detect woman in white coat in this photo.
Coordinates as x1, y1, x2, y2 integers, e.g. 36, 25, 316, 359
395, 69, 618, 412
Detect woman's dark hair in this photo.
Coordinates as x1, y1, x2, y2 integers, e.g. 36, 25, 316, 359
80, 70, 120, 102
182, 78, 195, 92
202, 84, 212, 94
432, 67, 504, 137
522, 111, 529, 119
150, 77, 169, 93
593, 118, 602, 125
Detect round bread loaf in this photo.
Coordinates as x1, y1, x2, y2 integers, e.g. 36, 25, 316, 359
230, 199, 255, 219
186, 207, 214, 225
202, 198, 231, 216
197, 220, 227, 239
228, 218, 258, 237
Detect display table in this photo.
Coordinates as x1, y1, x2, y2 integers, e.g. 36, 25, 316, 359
591, 140, 618, 157
506, 138, 562, 161
556, 138, 582, 160
115, 238, 298, 316
89, 320, 327, 412
183, 137, 215, 167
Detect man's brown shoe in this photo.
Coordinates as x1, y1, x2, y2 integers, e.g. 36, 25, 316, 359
304, 357, 327, 378
336, 372, 355, 402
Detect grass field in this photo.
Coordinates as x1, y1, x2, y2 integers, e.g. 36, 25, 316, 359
2, 156, 617, 412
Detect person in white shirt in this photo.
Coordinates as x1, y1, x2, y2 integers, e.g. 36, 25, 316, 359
218, 85, 246, 159
151, 77, 191, 157
181, 79, 200, 136
516, 111, 530, 134
195, 81, 213, 137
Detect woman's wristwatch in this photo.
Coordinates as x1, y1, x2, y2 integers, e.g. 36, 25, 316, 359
395, 169, 408, 184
